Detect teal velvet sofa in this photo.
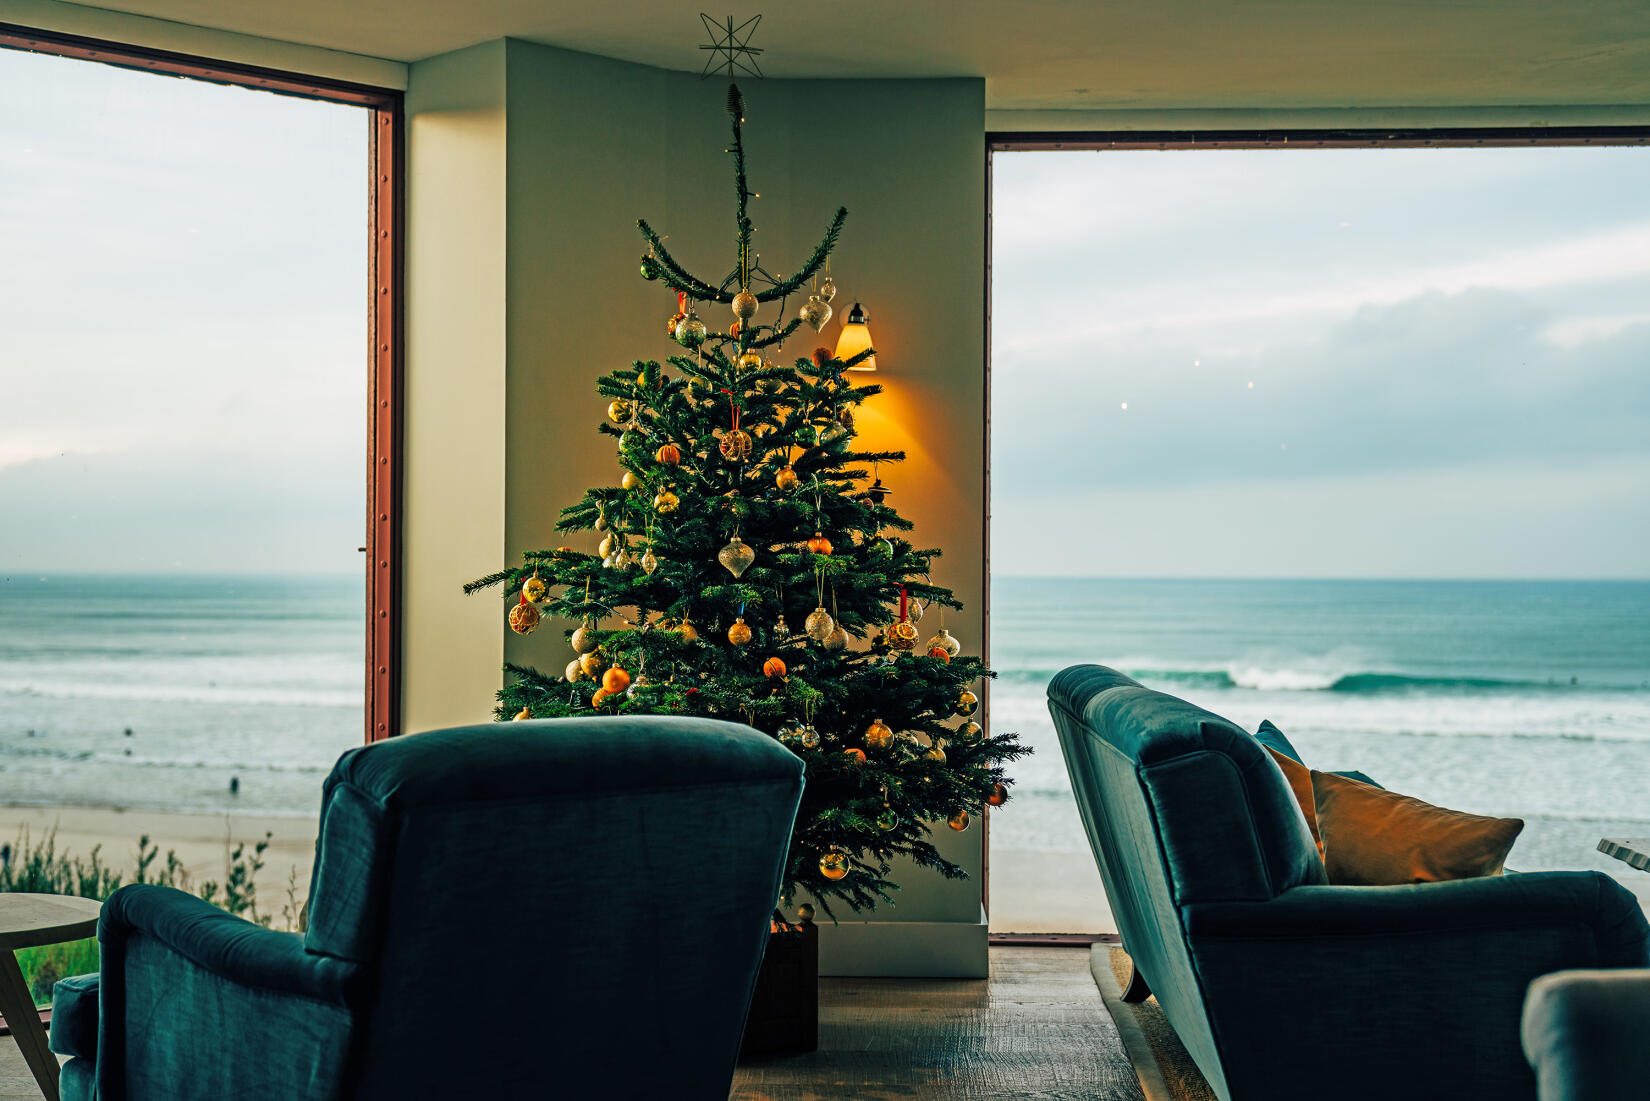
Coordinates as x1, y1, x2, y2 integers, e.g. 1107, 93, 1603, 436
1523, 968, 1650, 1101
47, 716, 804, 1101
1048, 665, 1649, 1101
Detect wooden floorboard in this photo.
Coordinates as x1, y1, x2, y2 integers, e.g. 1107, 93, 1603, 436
0, 947, 1143, 1101
731, 946, 1144, 1101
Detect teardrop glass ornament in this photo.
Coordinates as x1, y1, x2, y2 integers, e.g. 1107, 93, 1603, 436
641, 548, 659, 575
926, 628, 962, 658
718, 535, 755, 578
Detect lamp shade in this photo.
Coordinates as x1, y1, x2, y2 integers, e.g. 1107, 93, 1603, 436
834, 301, 876, 372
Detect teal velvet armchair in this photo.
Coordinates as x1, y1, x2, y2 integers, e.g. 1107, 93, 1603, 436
1048, 665, 1648, 1101
48, 716, 804, 1101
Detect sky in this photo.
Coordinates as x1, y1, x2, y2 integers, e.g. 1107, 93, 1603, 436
0, 49, 367, 574
991, 146, 1650, 578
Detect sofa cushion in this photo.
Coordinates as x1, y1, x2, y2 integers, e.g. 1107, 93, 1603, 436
48, 972, 99, 1059
1311, 770, 1524, 886
1265, 746, 1322, 851
1254, 719, 1303, 764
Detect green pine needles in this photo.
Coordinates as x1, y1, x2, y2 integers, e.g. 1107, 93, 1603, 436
467, 82, 1027, 916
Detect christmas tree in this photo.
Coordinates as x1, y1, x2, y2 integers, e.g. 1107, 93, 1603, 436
466, 75, 1026, 917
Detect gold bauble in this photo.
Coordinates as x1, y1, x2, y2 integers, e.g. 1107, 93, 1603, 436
731, 289, 759, 321
621, 470, 640, 490
775, 465, 799, 490
654, 488, 680, 514
718, 535, 756, 578
513, 706, 532, 721
564, 660, 583, 682
521, 576, 547, 603
602, 667, 631, 694
727, 617, 753, 646
597, 532, 617, 559
719, 428, 753, 462
927, 740, 947, 762
798, 294, 831, 331
678, 621, 699, 643
988, 783, 1008, 807
956, 690, 979, 717
947, 811, 971, 832
579, 651, 606, 677
864, 719, 893, 751
571, 622, 598, 654
958, 720, 982, 740
796, 903, 816, 923
607, 399, 634, 426
807, 532, 833, 556
804, 606, 834, 640
818, 851, 849, 881
823, 625, 848, 651
819, 276, 837, 304
675, 312, 707, 348
508, 601, 541, 635
735, 349, 763, 372
843, 747, 866, 763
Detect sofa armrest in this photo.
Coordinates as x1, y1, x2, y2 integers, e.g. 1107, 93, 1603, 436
48, 973, 100, 1060
93, 885, 364, 1101
1523, 968, 1650, 1101
1177, 872, 1647, 1101
1183, 871, 1647, 959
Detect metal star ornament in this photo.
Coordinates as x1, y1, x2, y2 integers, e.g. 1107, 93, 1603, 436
700, 13, 764, 80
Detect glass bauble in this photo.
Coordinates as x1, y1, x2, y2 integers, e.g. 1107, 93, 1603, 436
621, 471, 640, 490
947, 811, 971, 832
819, 851, 849, 880
607, 399, 634, 426
674, 312, 707, 348
800, 725, 821, 749
804, 606, 834, 640
823, 624, 848, 651
797, 903, 816, 922
735, 349, 763, 372
928, 738, 948, 762
819, 276, 837, 303
615, 549, 635, 570
508, 601, 540, 635
799, 294, 831, 331
731, 289, 759, 321
579, 651, 605, 677
775, 465, 799, 490
875, 808, 898, 832
678, 621, 699, 643
771, 615, 790, 643
719, 429, 753, 462
885, 621, 918, 651
641, 548, 659, 575
956, 690, 979, 717
926, 628, 962, 658
727, 617, 752, 646
843, 748, 866, 763
522, 576, 547, 603
958, 720, 982, 740
602, 667, 631, 694
653, 489, 680, 513
717, 535, 755, 578
597, 533, 617, 558
571, 623, 598, 653
864, 719, 893, 751
988, 783, 1008, 807
564, 659, 583, 682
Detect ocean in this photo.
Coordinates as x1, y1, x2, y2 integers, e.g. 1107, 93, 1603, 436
0, 574, 362, 819
1, 573, 1645, 903
990, 577, 1650, 902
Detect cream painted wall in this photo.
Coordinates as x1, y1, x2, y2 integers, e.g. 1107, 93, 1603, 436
986, 104, 1650, 131
400, 40, 508, 734
0, 0, 406, 88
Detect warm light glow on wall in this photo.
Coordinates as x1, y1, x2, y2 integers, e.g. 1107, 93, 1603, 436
835, 301, 876, 371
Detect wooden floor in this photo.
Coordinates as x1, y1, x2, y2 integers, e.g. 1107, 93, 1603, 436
732, 946, 1144, 1101
0, 947, 1143, 1101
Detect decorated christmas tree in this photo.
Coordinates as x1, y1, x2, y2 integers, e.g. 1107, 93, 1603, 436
466, 59, 1026, 917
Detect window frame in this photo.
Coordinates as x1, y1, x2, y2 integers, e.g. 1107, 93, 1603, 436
0, 22, 405, 743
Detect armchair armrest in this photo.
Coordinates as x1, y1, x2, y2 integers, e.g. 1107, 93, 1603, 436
102, 884, 359, 1006
92, 885, 365, 1101
1177, 872, 1647, 1101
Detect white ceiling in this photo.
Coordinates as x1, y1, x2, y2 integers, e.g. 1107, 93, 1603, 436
50, 0, 1650, 109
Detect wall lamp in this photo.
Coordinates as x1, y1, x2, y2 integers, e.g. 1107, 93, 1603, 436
834, 302, 877, 372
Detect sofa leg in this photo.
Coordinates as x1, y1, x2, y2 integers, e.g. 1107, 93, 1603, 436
1121, 961, 1152, 1003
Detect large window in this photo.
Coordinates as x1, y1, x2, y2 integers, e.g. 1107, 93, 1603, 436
0, 35, 394, 1001
988, 137, 1650, 934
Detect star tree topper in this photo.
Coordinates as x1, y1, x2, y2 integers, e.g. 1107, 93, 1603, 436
700, 13, 764, 80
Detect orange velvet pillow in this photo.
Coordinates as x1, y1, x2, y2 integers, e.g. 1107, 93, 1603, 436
1264, 746, 1322, 854
1310, 770, 1523, 886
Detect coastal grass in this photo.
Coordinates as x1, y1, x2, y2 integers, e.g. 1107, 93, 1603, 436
2, 825, 301, 1005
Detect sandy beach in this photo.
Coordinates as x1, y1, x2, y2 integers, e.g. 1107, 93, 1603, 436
0, 804, 319, 922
